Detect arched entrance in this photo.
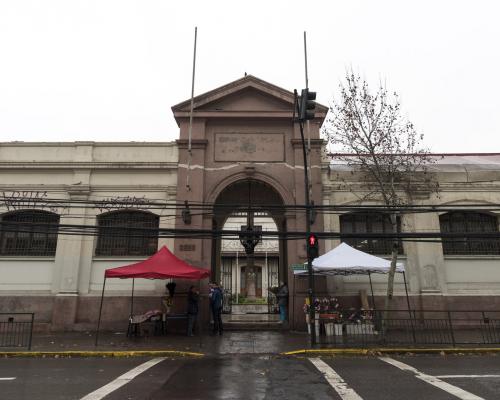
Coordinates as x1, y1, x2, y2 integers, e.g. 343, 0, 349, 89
212, 179, 287, 316
172, 75, 327, 329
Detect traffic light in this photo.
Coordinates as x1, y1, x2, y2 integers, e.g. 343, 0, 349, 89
307, 233, 319, 260
299, 88, 317, 121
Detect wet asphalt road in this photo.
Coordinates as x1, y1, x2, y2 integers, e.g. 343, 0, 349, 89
1, 354, 500, 399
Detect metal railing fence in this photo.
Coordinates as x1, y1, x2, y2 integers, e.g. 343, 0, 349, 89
0, 313, 34, 349
311, 309, 500, 347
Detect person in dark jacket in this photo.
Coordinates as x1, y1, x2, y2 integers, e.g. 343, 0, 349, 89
210, 282, 224, 335
276, 281, 289, 323
187, 286, 199, 336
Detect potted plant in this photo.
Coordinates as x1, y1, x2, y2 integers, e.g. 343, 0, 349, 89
345, 308, 375, 335
360, 309, 375, 335
319, 297, 342, 337
314, 298, 321, 338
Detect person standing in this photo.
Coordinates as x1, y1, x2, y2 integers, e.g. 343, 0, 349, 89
210, 282, 223, 335
186, 285, 199, 336
276, 281, 289, 323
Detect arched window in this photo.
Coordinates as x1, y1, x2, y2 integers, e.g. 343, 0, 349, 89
0, 210, 59, 256
339, 212, 402, 255
95, 210, 159, 256
439, 212, 500, 255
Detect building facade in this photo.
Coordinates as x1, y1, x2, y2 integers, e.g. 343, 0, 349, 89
1, 76, 499, 331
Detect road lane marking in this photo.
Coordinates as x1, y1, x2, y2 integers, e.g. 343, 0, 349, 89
379, 357, 484, 400
309, 358, 363, 400
0, 377, 16, 381
436, 375, 500, 379
80, 357, 165, 400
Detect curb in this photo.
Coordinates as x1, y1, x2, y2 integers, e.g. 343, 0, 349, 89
0, 350, 204, 358
283, 348, 500, 356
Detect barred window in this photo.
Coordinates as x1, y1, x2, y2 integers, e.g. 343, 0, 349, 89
0, 210, 59, 256
340, 213, 402, 255
440, 212, 500, 255
95, 210, 159, 256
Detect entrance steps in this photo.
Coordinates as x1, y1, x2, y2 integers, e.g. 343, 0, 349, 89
222, 312, 283, 331
231, 304, 269, 315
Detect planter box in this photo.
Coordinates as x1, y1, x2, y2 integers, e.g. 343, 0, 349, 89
324, 322, 334, 336
325, 322, 343, 336
319, 312, 340, 320
345, 323, 361, 335
346, 323, 375, 335
360, 323, 375, 335
315, 313, 320, 337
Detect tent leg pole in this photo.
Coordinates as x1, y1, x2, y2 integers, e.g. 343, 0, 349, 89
198, 280, 202, 349
95, 277, 107, 347
368, 272, 376, 311
402, 271, 412, 315
402, 271, 416, 344
130, 278, 135, 317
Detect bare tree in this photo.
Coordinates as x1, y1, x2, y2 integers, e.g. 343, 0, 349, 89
323, 71, 438, 312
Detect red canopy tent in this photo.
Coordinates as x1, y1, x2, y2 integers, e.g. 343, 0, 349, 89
105, 246, 210, 280
95, 246, 210, 345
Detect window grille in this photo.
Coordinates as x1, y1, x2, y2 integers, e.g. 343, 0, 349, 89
220, 257, 233, 293
440, 212, 500, 255
339, 213, 402, 255
95, 211, 159, 256
0, 211, 59, 256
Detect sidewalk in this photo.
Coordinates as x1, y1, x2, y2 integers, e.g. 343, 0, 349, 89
4, 329, 500, 357
16, 330, 310, 355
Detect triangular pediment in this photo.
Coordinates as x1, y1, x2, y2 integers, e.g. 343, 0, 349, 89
196, 86, 292, 112
172, 75, 328, 114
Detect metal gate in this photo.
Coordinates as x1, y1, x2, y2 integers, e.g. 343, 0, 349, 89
221, 257, 233, 314
267, 256, 280, 314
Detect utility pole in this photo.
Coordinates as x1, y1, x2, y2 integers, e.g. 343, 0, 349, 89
294, 88, 317, 346
295, 31, 319, 346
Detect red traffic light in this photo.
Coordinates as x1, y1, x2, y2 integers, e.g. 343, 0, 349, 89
308, 234, 317, 247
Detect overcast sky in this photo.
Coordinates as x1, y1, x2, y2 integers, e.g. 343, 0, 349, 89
0, 0, 499, 153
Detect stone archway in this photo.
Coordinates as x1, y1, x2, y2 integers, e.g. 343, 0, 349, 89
212, 178, 287, 315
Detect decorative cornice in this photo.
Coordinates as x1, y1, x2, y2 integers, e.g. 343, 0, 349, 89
66, 185, 91, 199
176, 139, 209, 149
166, 186, 177, 197
173, 110, 299, 119
0, 142, 177, 147
0, 162, 179, 170
0, 185, 176, 194
291, 139, 324, 149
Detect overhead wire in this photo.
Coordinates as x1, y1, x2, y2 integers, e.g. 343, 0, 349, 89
1, 219, 500, 241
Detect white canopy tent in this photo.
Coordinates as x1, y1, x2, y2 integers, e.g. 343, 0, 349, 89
311, 242, 405, 275
295, 243, 410, 311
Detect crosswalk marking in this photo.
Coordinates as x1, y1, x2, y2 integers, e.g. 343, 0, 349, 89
309, 358, 363, 400
80, 358, 165, 400
379, 357, 484, 400
436, 375, 500, 379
